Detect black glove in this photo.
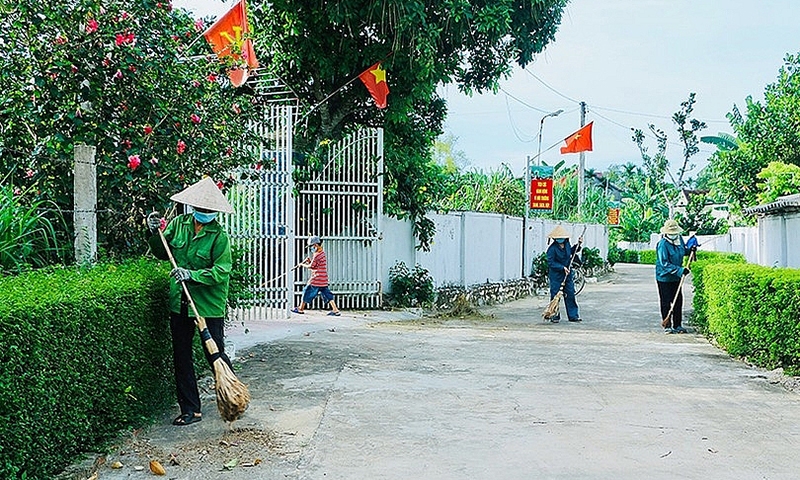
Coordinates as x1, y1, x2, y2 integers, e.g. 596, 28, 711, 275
147, 211, 163, 234
682, 267, 691, 276
690, 246, 697, 253
170, 267, 192, 283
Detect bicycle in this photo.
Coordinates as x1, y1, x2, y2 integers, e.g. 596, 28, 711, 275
571, 265, 586, 295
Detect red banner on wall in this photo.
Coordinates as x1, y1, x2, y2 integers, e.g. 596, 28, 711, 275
530, 178, 553, 210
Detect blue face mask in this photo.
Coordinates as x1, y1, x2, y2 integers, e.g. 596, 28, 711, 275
193, 210, 218, 224
555, 238, 566, 244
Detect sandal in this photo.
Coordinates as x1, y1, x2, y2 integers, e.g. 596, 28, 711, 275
291, 307, 304, 314
172, 412, 202, 426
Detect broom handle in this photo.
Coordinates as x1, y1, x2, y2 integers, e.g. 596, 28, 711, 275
664, 249, 696, 327
157, 229, 216, 353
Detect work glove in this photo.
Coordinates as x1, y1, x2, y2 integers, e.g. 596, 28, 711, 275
682, 267, 691, 276
147, 211, 164, 234
690, 246, 697, 253
170, 267, 192, 283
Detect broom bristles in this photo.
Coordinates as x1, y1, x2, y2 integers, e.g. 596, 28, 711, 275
212, 360, 251, 423
542, 291, 563, 319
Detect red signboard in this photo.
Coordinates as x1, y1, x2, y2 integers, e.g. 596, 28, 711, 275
530, 178, 553, 210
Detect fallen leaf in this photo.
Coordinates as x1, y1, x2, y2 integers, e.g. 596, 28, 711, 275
708, 448, 718, 453
223, 458, 239, 470
220, 440, 230, 447
134, 465, 145, 471
149, 460, 166, 475
169, 453, 180, 466
254, 458, 262, 465
86, 473, 98, 480
111, 461, 123, 469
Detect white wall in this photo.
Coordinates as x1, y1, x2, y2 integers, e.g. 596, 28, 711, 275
382, 212, 608, 291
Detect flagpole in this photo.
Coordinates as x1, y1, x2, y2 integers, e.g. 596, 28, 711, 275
578, 101, 586, 216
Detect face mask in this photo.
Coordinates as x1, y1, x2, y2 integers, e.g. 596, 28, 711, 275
193, 210, 217, 224
666, 233, 679, 241
555, 238, 566, 244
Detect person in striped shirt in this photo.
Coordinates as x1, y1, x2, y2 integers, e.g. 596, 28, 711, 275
292, 235, 341, 316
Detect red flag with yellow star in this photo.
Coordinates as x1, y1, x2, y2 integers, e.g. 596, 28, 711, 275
560, 122, 594, 154
203, 0, 259, 87
358, 63, 389, 109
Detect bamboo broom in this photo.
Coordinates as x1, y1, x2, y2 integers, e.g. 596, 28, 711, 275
542, 227, 586, 320
158, 229, 250, 423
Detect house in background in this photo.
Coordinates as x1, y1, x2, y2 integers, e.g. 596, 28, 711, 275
675, 188, 730, 224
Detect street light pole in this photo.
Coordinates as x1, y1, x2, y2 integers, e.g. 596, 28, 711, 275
523, 108, 564, 278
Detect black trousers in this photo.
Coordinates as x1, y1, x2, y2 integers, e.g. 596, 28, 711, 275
170, 303, 231, 415
657, 280, 683, 328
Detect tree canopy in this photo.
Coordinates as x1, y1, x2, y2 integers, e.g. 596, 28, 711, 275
250, 0, 568, 248
708, 52, 800, 212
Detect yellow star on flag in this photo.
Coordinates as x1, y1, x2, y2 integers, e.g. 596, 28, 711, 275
371, 66, 387, 84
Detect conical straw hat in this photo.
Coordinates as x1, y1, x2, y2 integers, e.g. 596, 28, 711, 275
170, 177, 234, 213
547, 225, 570, 239
660, 219, 682, 235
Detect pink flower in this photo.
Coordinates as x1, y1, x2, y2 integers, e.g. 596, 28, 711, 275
127, 154, 141, 170
232, 103, 241, 114
113, 69, 123, 80
13, 187, 21, 196
194, 19, 205, 32
102, 58, 111, 67
177, 140, 186, 154
115, 32, 135, 46
207, 74, 217, 83
120, 11, 130, 20
171, 34, 180, 41
191, 80, 200, 88
159, 218, 167, 230
216, 181, 224, 190
226, 147, 233, 156
190, 114, 201, 124
25, 168, 35, 178
71, 65, 78, 73
254, 162, 262, 170
128, 65, 136, 72
143, 125, 153, 135
122, 139, 132, 149
55, 35, 67, 45
86, 19, 99, 34
149, 157, 158, 165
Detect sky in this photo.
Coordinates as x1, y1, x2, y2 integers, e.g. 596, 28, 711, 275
176, 0, 800, 178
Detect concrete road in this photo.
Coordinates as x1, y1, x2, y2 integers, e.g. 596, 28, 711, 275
82, 264, 800, 480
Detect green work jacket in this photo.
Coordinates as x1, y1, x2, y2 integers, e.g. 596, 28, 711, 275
148, 214, 232, 318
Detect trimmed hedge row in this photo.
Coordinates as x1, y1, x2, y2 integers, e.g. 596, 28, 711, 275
0, 259, 174, 479
693, 261, 800, 373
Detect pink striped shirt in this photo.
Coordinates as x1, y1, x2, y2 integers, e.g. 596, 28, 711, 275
309, 250, 329, 287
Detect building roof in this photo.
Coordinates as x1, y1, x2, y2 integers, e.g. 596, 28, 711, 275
744, 193, 800, 215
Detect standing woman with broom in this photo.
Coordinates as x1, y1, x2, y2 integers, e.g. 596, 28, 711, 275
146, 178, 235, 426
656, 219, 695, 334
545, 225, 583, 323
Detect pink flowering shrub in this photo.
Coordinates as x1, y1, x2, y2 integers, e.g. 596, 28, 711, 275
0, 1, 263, 257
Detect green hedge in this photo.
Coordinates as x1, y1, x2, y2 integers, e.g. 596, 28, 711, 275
698, 262, 800, 373
638, 250, 656, 264
0, 259, 174, 479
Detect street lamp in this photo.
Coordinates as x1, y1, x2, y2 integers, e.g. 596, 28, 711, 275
523, 109, 564, 277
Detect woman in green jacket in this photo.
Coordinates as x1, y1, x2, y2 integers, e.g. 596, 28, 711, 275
147, 178, 233, 426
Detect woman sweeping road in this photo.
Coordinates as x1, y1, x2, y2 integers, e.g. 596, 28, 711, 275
656, 219, 696, 334
544, 225, 583, 323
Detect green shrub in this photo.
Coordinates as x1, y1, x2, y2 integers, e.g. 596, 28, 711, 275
689, 251, 747, 333
638, 249, 656, 265
580, 247, 604, 271
530, 252, 549, 288
699, 262, 800, 373
387, 261, 435, 307
0, 259, 174, 479
0, 183, 68, 273
607, 245, 621, 266
618, 249, 639, 263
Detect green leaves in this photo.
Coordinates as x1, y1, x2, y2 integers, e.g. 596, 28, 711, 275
1, 0, 264, 258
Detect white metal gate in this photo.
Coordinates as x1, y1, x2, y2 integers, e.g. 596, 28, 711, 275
294, 128, 384, 309
224, 105, 294, 321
